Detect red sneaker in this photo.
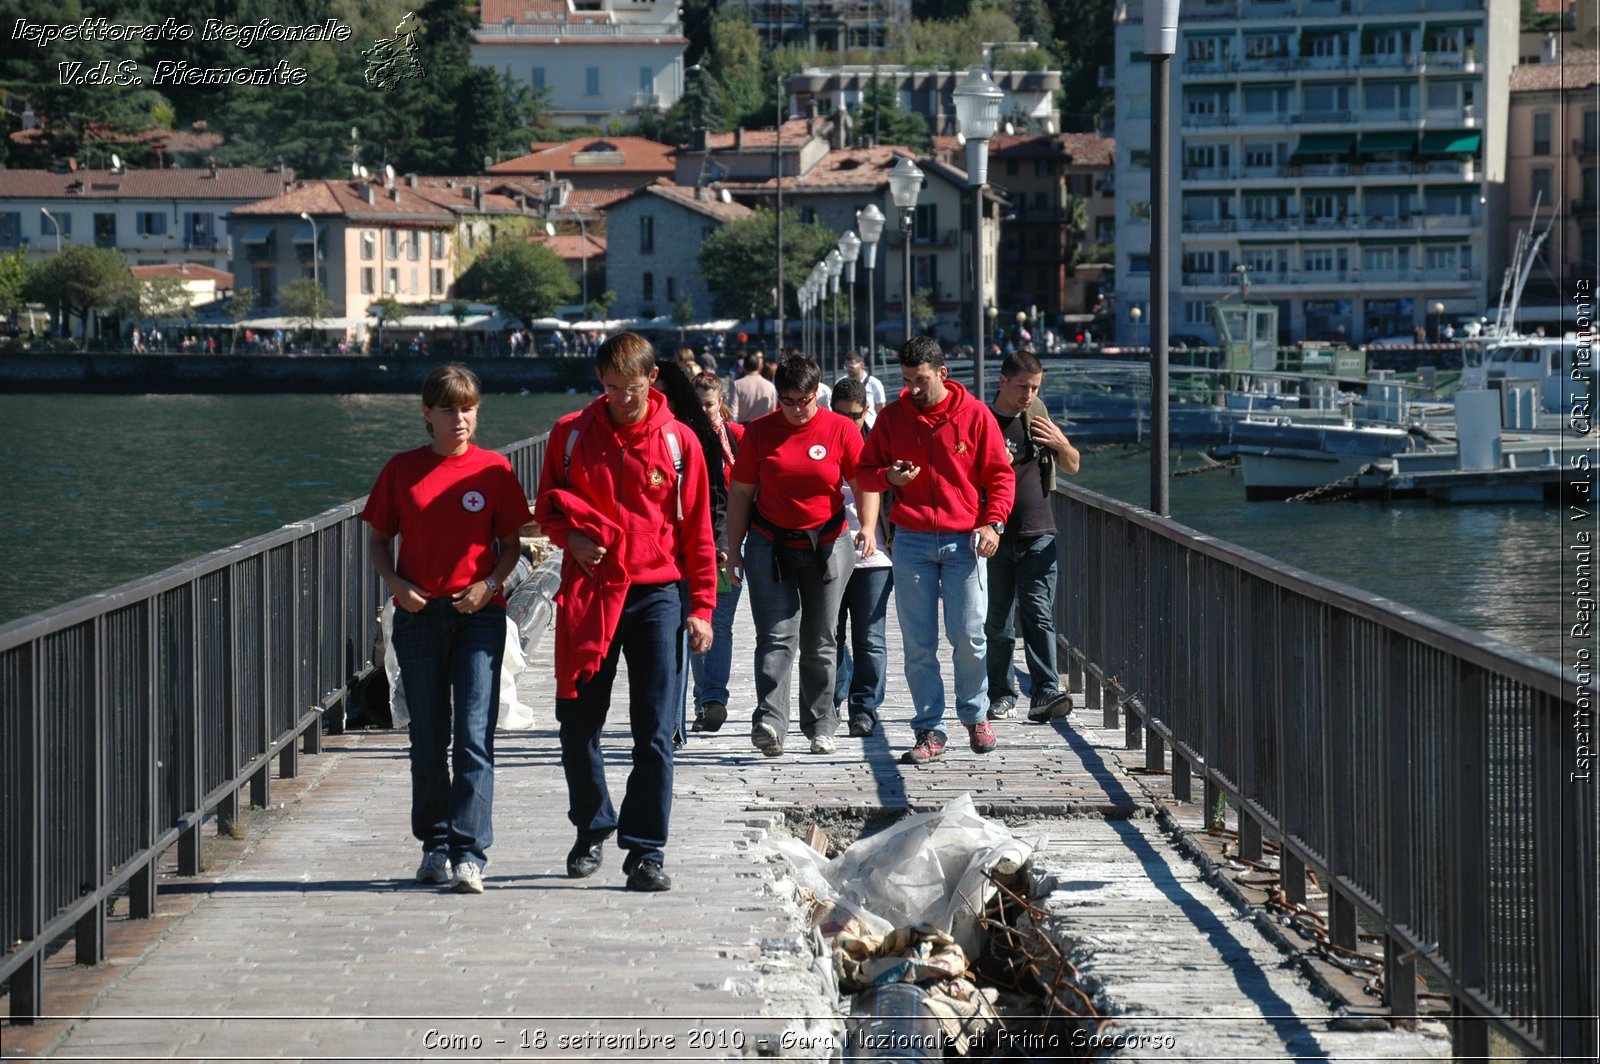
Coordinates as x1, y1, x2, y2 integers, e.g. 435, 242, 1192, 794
900, 730, 946, 765
967, 719, 998, 753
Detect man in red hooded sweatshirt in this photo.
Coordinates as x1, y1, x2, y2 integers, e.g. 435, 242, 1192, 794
857, 336, 1015, 765
534, 332, 716, 892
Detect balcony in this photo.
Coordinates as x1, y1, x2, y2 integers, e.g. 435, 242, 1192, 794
1574, 138, 1600, 159
1181, 218, 1238, 234
475, 21, 684, 40
632, 91, 663, 111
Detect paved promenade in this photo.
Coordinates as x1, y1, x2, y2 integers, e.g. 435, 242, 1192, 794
4, 593, 1450, 1062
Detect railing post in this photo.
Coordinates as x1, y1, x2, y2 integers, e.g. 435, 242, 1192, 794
78, 616, 108, 965
1172, 753, 1191, 802
1330, 889, 1358, 954
1124, 696, 1141, 750
132, 597, 160, 919
178, 585, 203, 878
1203, 776, 1224, 832
1145, 722, 1166, 773
1238, 809, 1263, 863
1382, 631, 1415, 1026
13, 642, 45, 1022
1280, 848, 1307, 906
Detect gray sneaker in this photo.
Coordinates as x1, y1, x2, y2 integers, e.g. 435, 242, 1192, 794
451, 861, 484, 894
987, 695, 1017, 720
752, 722, 783, 757
809, 734, 837, 754
415, 851, 451, 884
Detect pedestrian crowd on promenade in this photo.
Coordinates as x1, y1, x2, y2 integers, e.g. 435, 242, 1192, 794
361, 332, 1080, 895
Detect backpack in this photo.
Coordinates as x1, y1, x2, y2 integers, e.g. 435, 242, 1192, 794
562, 408, 684, 519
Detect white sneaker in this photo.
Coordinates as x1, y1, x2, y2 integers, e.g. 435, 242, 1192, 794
415, 852, 451, 884
810, 735, 837, 754
451, 861, 484, 894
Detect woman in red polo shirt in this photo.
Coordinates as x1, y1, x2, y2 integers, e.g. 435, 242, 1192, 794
727, 354, 879, 757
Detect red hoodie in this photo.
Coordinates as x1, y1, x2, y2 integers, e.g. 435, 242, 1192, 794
857, 378, 1015, 533
535, 393, 718, 623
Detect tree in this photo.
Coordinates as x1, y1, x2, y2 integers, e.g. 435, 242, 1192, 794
672, 295, 696, 343
279, 277, 335, 339
226, 286, 255, 354
709, 15, 767, 131
700, 209, 839, 324
132, 275, 195, 332
910, 288, 938, 334
585, 289, 618, 321
464, 240, 577, 328
24, 244, 133, 345
0, 250, 34, 329
857, 76, 931, 151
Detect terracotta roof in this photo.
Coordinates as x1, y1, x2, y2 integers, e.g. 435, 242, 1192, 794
709, 145, 907, 193
989, 132, 1116, 168
231, 179, 456, 221
534, 233, 606, 260
1536, 0, 1571, 14
129, 263, 234, 286
609, 180, 753, 222
490, 137, 677, 176
699, 119, 820, 152
555, 186, 632, 218
0, 167, 291, 200
1510, 48, 1600, 93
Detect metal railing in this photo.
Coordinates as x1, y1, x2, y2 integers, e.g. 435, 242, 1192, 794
1051, 483, 1595, 1060
0, 432, 551, 1022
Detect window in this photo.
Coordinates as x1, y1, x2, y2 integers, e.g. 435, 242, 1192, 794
1365, 188, 1411, 220
1364, 81, 1413, 115
913, 203, 938, 242
531, 67, 545, 90
136, 211, 166, 237
253, 266, 275, 305
1184, 301, 1210, 325
1303, 248, 1338, 273
642, 272, 654, 300
1032, 191, 1047, 211
912, 254, 938, 292
361, 232, 375, 260
1128, 254, 1150, 275
386, 267, 399, 294
1243, 248, 1285, 275
410, 267, 418, 293
1301, 83, 1349, 117
385, 230, 400, 258
666, 276, 677, 302
1184, 250, 1219, 274
585, 67, 600, 96
1035, 159, 1052, 177
1243, 142, 1280, 169
361, 268, 375, 294
1095, 217, 1115, 242
640, 215, 654, 252
639, 67, 653, 91
1531, 168, 1552, 207
1532, 113, 1552, 156
1185, 37, 1227, 63
0, 212, 19, 248
407, 231, 420, 260
94, 213, 116, 247
429, 231, 445, 258
1585, 110, 1599, 153
1307, 34, 1344, 59
1128, 200, 1152, 222
1243, 34, 1289, 59
1129, 149, 1150, 170
41, 210, 71, 237
184, 212, 211, 246
432, 268, 445, 296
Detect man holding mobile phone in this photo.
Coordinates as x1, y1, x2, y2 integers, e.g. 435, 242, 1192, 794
857, 336, 1014, 765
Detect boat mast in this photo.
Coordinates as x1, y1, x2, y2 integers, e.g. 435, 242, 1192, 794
1505, 206, 1557, 337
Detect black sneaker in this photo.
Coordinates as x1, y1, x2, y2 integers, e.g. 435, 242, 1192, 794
566, 837, 604, 879
1027, 689, 1075, 723
692, 700, 727, 732
848, 714, 875, 738
625, 859, 672, 892
987, 695, 1018, 720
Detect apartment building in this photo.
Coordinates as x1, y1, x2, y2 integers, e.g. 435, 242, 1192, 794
470, 0, 687, 127
0, 165, 291, 271
1112, 0, 1517, 345
227, 174, 564, 317
989, 132, 1118, 317
1504, 47, 1599, 330
786, 64, 1064, 137
604, 181, 752, 321
734, 0, 910, 51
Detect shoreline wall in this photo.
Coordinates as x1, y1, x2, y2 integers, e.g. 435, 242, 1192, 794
0, 354, 597, 394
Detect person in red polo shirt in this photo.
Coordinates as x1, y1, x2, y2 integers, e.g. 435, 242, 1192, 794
856, 336, 1015, 765
727, 353, 879, 756
362, 364, 534, 895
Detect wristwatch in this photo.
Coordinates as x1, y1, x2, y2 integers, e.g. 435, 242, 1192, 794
483, 576, 500, 594
988, 521, 1005, 535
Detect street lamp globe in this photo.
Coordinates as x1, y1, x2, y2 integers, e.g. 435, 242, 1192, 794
952, 67, 1003, 183
839, 231, 861, 271
888, 156, 923, 214
824, 249, 843, 285
856, 205, 884, 267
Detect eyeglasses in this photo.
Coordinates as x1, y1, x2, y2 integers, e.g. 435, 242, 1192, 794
778, 393, 817, 409
603, 382, 651, 398
836, 407, 866, 420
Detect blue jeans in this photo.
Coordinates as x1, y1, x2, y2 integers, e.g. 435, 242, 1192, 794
690, 580, 743, 709
834, 565, 894, 722
744, 532, 852, 739
391, 601, 506, 870
985, 534, 1061, 702
555, 583, 683, 866
891, 529, 989, 737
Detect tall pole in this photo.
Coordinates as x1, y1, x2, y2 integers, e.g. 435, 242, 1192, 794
775, 73, 785, 349
972, 183, 985, 398
902, 215, 913, 343
1147, 0, 1178, 518
865, 263, 876, 379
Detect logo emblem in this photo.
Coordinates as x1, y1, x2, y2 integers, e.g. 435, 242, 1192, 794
808, 444, 828, 461
462, 490, 486, 512
649, 468, 666, 486
956, 441, 969, 454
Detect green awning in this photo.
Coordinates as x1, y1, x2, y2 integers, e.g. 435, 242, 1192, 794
1420, 131, 1482, 155
1292, 133, 1355, 157
1360, 132, 1417, 154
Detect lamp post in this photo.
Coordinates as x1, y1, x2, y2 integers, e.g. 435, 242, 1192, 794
298, 211, 321, 292
1146, 0, 1181, 518
839, 231, 861, 365
809, 263, 826, 359
953, 66, 1003, 399
1431, 300, 1445, 343
39, 208, 61, 253
857, 205, 884, 377
1130, 305, 1143, 347
986, 304, 997, 360
824, 249, 843, 380
1015, 309, 1027, 346
372, 303, 385, 357
888, 156, 923, 345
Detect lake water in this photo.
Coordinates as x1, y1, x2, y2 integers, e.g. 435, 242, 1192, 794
0, 392, 1570, 662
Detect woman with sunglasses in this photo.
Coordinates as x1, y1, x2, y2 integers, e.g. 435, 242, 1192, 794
726, 354, 878, 756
